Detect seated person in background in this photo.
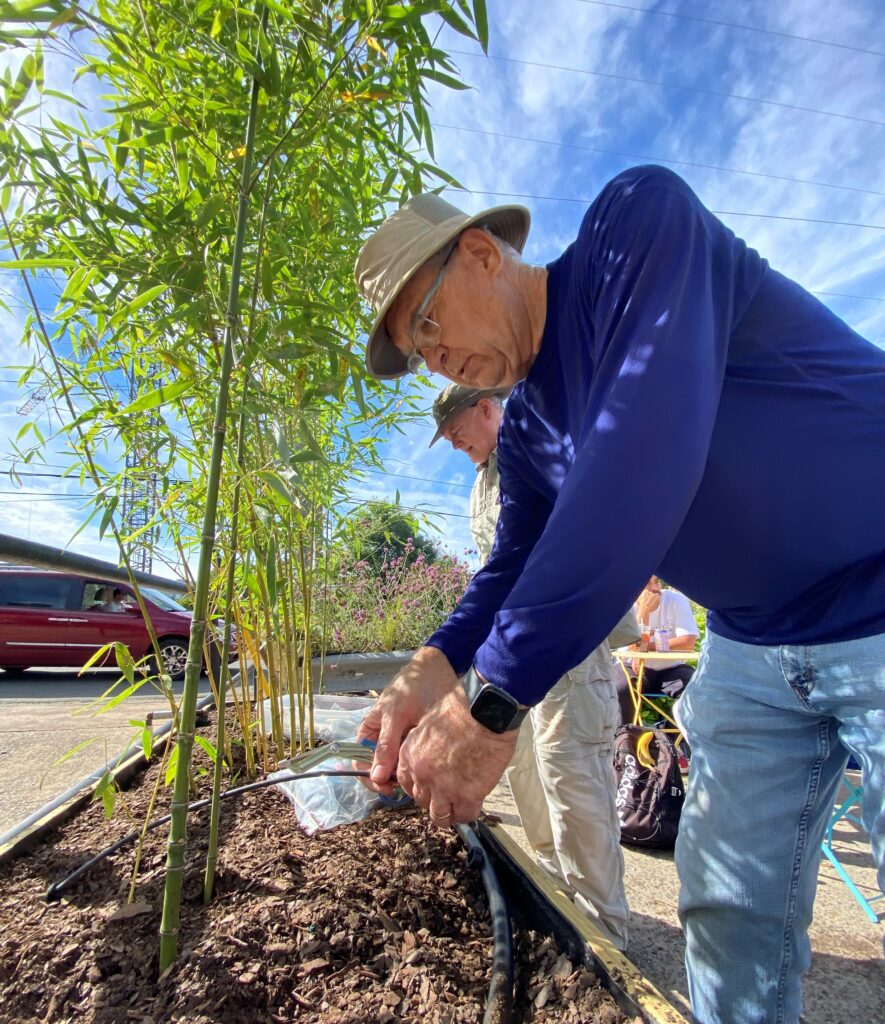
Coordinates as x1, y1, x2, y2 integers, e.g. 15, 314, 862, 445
89, 587, 109, 611
105, 588, 127, 613
615, 575, 700, 725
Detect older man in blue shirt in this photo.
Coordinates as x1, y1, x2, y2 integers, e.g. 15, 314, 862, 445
353, 166, 885, 1024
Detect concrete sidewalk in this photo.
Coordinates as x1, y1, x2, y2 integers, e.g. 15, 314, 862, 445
485, 775, 883, 1024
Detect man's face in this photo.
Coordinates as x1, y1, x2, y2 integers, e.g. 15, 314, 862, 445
646, 576, 661, 594
384, 229, 529, 389
443, 401, 500, 464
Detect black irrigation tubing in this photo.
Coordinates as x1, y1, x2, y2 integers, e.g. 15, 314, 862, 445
456, 823, 515, 1024
45, 769, 370, 903
47, 770, 516, 1023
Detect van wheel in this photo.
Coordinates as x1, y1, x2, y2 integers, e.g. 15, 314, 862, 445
2, 666, 29, 677
155, 638, 190, 681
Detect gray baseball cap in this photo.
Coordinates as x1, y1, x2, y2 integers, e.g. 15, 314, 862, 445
429, 384, 510, 447
355, 194, 530, 380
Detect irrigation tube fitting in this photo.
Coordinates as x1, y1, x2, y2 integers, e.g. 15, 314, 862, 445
456, 823, 515, 1024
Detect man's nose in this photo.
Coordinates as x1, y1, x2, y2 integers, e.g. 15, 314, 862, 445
424, 344, 446, 374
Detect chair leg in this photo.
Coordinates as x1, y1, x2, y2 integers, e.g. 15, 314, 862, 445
821, 780, 883, 923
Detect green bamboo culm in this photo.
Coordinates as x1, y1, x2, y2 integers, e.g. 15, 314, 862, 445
202, 395, 248, 904
158, 6, 268, 972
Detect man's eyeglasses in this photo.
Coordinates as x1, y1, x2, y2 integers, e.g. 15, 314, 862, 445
405, 240, 458, 373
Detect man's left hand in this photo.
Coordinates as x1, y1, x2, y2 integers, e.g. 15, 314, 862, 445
397, 685, 518, 828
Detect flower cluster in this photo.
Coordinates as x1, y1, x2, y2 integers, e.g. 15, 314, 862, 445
321, 544, 473, 653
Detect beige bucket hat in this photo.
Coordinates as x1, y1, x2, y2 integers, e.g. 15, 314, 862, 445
355, 193, 530, 380
429, 383, 511, 447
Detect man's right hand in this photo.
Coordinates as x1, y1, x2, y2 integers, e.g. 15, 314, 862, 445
356, 646, 458, 796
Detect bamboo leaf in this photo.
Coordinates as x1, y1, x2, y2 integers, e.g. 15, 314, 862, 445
121, 379, 193, 414
114, 641, 136, 684
422, 68, 470, 91
258, 469, 299, 505
115, 113, 131, 173
435, 3, 476, 40
164, 743, 179, 787
78, 642, 114, 675
0, 257, 75, 269
98, 496, 118, 540
473, 0, 489, 52
194, 734, 218, 763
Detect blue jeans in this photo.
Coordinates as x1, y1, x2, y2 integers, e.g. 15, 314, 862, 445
675, 629, 885, 1024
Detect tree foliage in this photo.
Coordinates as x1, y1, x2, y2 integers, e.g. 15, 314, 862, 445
0, 0, 489, 968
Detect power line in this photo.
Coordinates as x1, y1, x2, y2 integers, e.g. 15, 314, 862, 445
445, 186, 885, 232
447, 48, 885, 130
359, 468, 473, 490
573, 0, 885, 60
433, 122, 885, 200
341, 497, 473, 521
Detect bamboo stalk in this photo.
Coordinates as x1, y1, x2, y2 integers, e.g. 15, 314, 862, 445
202, 404, 247, 904
158, 5, 267, 972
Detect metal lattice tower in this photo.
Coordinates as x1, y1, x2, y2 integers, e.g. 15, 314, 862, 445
120, 374, 159, 573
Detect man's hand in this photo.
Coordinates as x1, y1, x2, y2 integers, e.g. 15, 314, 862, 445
635, 586, 661, 623
397, 685, 518, 828
356, 646, 457, 796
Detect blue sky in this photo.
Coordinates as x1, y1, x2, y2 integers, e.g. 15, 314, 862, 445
2, 0, 884, 571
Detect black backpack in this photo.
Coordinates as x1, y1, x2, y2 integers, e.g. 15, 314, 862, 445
613, 725, 685, 849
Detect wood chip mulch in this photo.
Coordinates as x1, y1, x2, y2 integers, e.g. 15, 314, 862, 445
0, 718, 629, 1023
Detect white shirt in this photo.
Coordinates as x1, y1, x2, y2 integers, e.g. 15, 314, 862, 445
641, 589, 698, 670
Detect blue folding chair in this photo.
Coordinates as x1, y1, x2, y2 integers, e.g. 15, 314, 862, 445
820, 774, 883, 923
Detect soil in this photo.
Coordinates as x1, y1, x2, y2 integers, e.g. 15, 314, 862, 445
0, 715, 629, 1024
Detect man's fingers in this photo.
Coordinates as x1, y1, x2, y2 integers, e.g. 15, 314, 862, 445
427, 800, 454, 829
450, 797, 483, 824
370, 708, 410, 786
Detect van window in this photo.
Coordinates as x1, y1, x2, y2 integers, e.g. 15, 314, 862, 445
0, 574, 73, 609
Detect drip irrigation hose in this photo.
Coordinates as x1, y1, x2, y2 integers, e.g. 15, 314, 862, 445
456, 823, 515, 1024
45, 769, 369, 902
46, 762, 515, 1024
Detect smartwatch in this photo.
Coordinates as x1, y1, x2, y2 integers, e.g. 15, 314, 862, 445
461, 666, 530, 734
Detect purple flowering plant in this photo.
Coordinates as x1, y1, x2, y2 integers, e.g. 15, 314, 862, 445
322, 537, 472, 653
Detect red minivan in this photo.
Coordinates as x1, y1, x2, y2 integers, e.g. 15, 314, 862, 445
0, 569, 232, 679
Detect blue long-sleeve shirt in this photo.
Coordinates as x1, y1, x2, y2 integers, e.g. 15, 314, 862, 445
427, 165, 885, 706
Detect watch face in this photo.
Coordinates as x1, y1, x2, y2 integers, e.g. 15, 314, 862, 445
471, 686, 520, 734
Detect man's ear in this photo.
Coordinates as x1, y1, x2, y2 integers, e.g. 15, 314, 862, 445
458, 228, 502, 273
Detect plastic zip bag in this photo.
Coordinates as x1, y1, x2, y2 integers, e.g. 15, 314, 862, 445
261, 693, 375, 743
270, 758, 383, 835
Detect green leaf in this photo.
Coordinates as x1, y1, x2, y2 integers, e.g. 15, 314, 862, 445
0, 257, 75, 269
422, 68, 470, 91
436, 3, 475, 40
473, 0, 489, 52
260, 256, 274, 302
194, 734, 218, 763
258, 469, 299, 505
115, 113, 131, 173
141, 726, 153, 760
121, 378, 193, 414
270, 419, 290, 465
98, 497, 117, 540
114, 640, 135, 684
79, 642, 113, 674
164, 743, 179, 787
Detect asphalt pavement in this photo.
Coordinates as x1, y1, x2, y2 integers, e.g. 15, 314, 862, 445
0, 667, 214, 835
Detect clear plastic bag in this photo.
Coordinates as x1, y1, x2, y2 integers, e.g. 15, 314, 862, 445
270, 758, 383, 835
261, 693, 375, 743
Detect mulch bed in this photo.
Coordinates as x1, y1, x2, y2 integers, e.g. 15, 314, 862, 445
0, 714, 630, 1024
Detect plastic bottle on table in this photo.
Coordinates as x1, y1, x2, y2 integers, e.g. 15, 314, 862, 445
654, 627, 670, 653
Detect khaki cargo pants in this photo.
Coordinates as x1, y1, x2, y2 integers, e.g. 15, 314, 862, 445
504, 658, 629, 950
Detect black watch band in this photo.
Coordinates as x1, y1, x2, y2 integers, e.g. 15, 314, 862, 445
461, 666, 530, 734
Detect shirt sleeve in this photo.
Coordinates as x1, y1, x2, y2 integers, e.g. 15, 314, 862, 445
474, 168, 737, 704
669, 591, 699, 637
425, 433, 552, 675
